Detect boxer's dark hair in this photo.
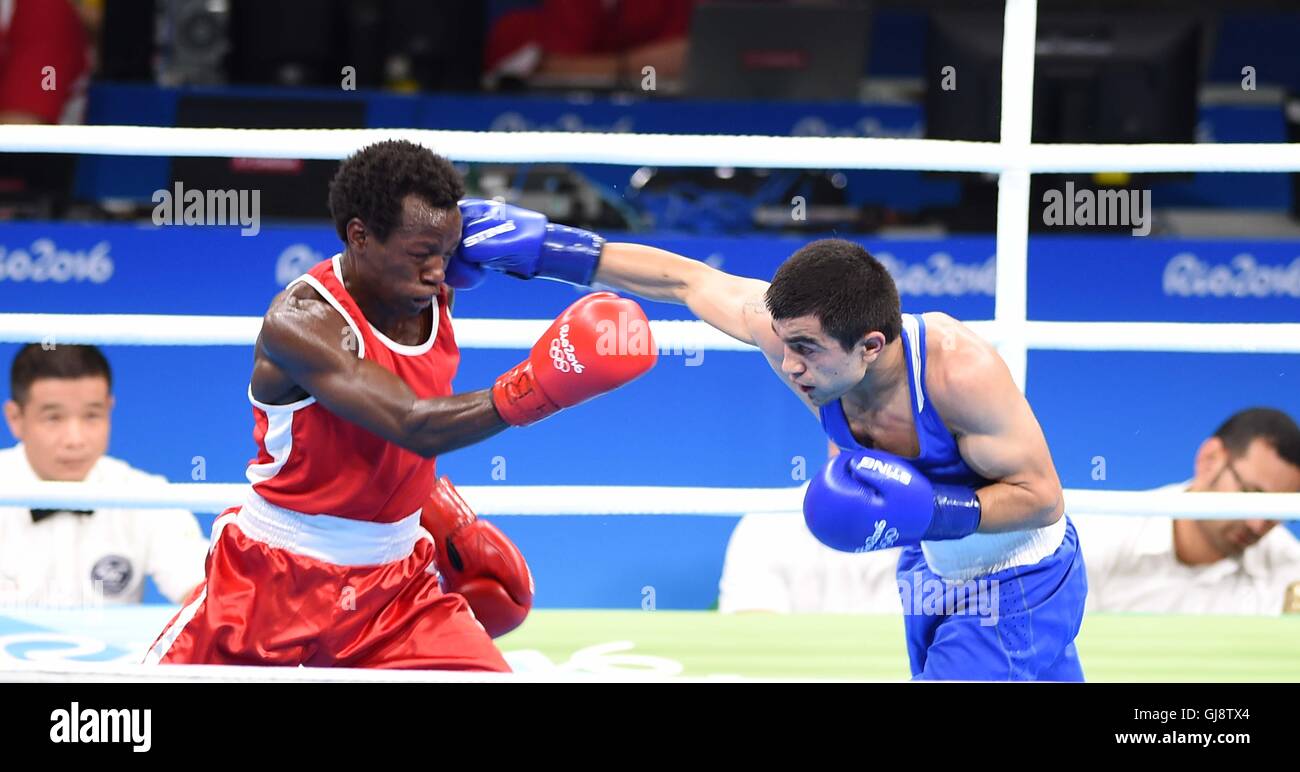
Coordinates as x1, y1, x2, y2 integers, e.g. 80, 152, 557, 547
9, 343, 112, 406
328, 139, 464, 243
766, 238, 902, 350
1214, 407, 1300, 469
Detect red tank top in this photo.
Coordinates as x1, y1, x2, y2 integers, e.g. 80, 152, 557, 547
246, 255, 459, 523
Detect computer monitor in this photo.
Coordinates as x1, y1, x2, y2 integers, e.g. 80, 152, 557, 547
170, 96, 366, 220
925, 10, 1201, 144
923, 9, 1201, 232
685, 1, 872, 101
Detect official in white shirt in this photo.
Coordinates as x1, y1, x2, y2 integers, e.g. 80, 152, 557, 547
1072, 407, 1300, 616
719, 441, 904, 614
718, 511, 902, 613
0, 344, 207, 608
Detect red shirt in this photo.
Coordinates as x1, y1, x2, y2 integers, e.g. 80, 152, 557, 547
0, 0, 90, 123
246, 256, 460, 523
539, 0, 694, 56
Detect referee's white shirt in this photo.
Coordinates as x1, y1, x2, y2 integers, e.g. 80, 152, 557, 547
0, 444, 207, 607
1072, 482, 1300, 615
718, 511, 903, 613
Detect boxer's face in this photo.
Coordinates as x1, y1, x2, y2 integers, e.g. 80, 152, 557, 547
3, 376, 113, 482
353, 194, 461, 315
1189, 436, 1300, 556
771, 315, 880, 405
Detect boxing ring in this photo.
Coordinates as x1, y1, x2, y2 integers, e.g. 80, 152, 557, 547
2, 0, 1299, 681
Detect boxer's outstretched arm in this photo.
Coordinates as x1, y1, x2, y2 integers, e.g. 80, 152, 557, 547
594, 243, 772, 346
257, 289, 507, 459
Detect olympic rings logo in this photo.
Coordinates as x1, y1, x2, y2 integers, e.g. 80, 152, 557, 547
549, 324, 584, 373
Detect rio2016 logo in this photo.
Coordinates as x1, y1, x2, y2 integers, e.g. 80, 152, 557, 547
549, 324, 584, 373
0, 239, 113, 283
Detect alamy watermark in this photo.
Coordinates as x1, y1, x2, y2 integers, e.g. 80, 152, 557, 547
151, 182, 261, 236
1042, 181, 1151, 236
898, 574, 1001, 627
594, 310, 704, 366
49, 702, 151, 752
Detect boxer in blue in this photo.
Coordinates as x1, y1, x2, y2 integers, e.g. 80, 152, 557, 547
448, 200, 1087, 681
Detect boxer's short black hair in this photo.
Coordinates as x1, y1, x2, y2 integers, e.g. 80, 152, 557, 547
328, 139, 465, 243
1214, 407, 1300, 469
766, 238, 902, 351
9, 344, 112, 406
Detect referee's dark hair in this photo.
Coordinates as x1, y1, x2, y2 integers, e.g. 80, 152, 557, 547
9, 344, 112, 406
1214, 407, 1300, 469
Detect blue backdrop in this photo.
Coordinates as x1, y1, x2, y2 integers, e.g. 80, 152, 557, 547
2, 224, 1298, 607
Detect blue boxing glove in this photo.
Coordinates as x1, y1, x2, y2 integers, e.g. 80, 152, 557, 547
803, 450, 982, 553
450, 198, 604, 289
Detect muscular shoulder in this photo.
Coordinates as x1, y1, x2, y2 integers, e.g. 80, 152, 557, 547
921, 312, 1000, 375
266, 282, 338, 325
260, 282, 345, 356
920, 312, 1012, 433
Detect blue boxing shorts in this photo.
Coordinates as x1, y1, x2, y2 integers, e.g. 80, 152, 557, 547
895, 516, 1088, 681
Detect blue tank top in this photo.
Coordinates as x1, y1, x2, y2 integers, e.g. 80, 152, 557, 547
819, 314, 990, 489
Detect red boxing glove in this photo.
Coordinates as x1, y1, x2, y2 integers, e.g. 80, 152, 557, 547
422, 477, 534, 638
492, 292, 657, 426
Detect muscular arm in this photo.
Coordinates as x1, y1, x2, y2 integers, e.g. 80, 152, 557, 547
594, 243, 773, 346
928, 316, 1064, 532
594, 242, 820, 413
256, 287, 507, 459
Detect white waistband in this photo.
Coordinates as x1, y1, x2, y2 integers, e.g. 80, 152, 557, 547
921, 515, 1067, 580
235, 491, 427, 567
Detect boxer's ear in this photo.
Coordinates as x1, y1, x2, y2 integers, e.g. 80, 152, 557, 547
858, 330, 887, 364
345, 218, 367, 252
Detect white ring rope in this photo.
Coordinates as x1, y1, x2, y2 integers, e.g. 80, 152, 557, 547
3, 480, 1297, 520
4, 313, 1300, 354
4, 124, 1300, 174
0, 125, 1014, 172
5, 482, 805, 515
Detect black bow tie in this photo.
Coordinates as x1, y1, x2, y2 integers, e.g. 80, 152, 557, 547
30, 508, 94, 524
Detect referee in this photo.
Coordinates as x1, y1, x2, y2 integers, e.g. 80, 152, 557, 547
0, 344, 206, 608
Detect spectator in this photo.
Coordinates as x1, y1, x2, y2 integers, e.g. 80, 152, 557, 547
1073, 408, 1300, 615
0, 344, 207, 607
0, 0, 92, 124
486, 0, 694, 89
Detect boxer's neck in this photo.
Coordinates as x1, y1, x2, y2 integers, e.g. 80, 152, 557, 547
843, 338, 907, 413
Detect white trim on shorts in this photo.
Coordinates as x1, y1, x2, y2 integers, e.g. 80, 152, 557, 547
142, 586, 208, 665
922, 515, 1068, 580
236, 490, 427, 567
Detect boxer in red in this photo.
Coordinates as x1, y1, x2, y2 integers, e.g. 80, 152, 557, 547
144, 140, 655, 669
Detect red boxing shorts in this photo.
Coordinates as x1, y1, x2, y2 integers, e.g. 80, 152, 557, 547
143, 493, 510, 671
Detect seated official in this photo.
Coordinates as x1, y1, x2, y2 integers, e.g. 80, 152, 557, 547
718, 510, 902, 613
0, 344, 207, 607
1073, 408, 1300, 615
